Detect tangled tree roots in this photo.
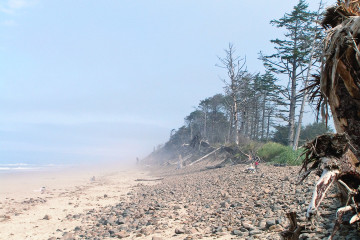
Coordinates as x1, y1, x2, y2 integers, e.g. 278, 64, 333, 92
294, 133, 360, 239
284, 1, 360, 239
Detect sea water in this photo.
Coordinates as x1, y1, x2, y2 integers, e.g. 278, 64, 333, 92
0, 163, 67, 174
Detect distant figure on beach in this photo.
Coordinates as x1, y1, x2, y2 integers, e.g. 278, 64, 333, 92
177, 154, 183, 169
90, 176, 96, 182
255, 160, 259, 170
136, 157, 139, 165
245, 163, 256, 173
40, 187, 46, 194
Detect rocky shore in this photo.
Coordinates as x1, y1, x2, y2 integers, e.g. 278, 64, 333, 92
62, 163, 360, 240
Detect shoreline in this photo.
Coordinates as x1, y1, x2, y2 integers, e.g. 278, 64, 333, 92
0, 163, 148, 240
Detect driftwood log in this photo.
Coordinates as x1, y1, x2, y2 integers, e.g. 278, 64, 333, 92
286, 1, 360, 239
135, 178, 164, 182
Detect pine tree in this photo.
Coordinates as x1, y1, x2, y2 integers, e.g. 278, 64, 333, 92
260, 0, 318, 147
258, 71, 283, 141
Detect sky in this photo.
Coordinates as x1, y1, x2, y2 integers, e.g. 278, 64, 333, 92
0, 0, 332, 165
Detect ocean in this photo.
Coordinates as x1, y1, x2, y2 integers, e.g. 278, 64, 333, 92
0, 163, 68, 174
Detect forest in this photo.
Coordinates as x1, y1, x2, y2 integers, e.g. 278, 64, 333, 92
147, 0, 331, 166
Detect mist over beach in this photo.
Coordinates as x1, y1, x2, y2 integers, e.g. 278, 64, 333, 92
0, 0, 322, 169
3, 0, 360, 239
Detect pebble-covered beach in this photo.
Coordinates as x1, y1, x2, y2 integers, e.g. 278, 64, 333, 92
60, 163, 360, 240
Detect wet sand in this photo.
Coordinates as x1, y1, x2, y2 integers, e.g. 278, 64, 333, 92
0, 163, 146, 240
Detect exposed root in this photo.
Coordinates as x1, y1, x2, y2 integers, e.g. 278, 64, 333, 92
298, 133, 360, 238
306, 168, 339, 219
281, 212, 304, 240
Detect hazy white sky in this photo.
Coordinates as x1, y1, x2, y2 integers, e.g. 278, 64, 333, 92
0, 0, 331, 165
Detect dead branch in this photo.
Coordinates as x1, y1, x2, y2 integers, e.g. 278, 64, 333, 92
281, 212, 305, 240
188, 147, 222, 166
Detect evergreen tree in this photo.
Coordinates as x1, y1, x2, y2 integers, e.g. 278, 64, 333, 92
260, 0, 318, 147
258, 71, 284, 141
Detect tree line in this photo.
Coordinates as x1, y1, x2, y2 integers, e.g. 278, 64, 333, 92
168, 0, 330, 150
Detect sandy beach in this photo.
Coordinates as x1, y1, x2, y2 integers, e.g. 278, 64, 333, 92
2, 160, 360, 240
0, 163, 147, 240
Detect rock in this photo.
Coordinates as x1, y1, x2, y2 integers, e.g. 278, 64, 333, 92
186, 228, 198, 234
300, 233, 316, 239
269, 224, 283, 232
242, 221, 252, 230
220, 202, 230, 208
175, 228, 185, 234
249, 229, 262, 235
258, 221, 267, 230
55, 165, 359, 239
43, 215, 51, 220
152, 237, 164, 240
140, 227, 153, 236
115, 230, 129, 238
233, 230, 242, 236
266, 219, 276, 228
116, 218, 125, 225
61, 232, 74, 240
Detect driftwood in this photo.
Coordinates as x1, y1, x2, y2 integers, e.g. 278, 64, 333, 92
281, 212, 304, 240
188, 147, 222, 166
299, 134, 360, 239
298, 1, 360, 238
135, 178, 164, 182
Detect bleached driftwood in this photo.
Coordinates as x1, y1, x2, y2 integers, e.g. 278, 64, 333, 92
188, 147, 222, 166
135, 178, 164, 182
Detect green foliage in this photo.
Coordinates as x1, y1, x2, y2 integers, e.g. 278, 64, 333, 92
258, 141, 304, 166
272, 147, 304, 166
185, 93, 231, 144
271, 122, 333, 147
257, 142, 288, 161
240, 140, 263, 154
271, 125, 289, 145
299, 122, 333, 146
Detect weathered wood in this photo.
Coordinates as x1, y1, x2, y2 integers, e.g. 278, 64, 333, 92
281, 212, 304, 240
188, 147, 222, 166
135, 178, 164, 182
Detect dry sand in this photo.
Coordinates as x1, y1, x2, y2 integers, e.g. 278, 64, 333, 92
0, 163, 147, 240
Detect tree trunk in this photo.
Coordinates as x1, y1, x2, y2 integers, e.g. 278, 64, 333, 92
190, 123, 193, 140
288, 22, 299, 147
299, 3, 360, 238
288, 61, 297, 147
245, 107, 250, 137
261, 93, 266, 141
266, 109, 272, 141
254, 98, 259, 140
293, 12, 321, 150
227, 108, 234, 144
233, 94, 239, 145
293, 88, 306, 150
321, 12, 360, 162
203, 111, 207, 139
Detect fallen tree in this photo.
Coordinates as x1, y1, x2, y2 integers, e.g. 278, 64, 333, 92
291, 1, 360, 239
